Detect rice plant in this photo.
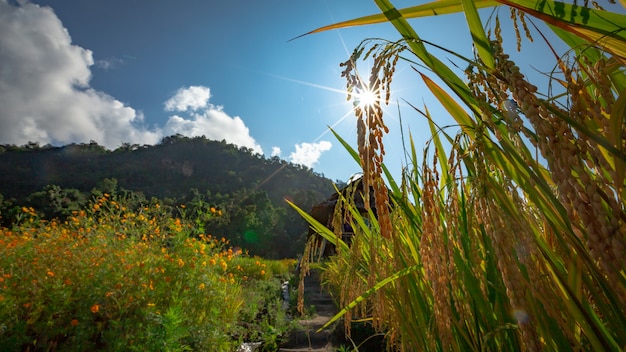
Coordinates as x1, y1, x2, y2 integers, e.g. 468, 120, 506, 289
292, 0, 626, 350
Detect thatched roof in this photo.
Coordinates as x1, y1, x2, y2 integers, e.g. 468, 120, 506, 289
307, 175, 377, 256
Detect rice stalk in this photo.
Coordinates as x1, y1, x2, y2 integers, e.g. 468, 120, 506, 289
293, 1, 626, 350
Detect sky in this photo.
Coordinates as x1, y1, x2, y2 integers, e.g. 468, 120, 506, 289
1, 0, 621, 183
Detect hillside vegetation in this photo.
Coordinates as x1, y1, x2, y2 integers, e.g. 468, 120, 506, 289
0, 135, 336, 258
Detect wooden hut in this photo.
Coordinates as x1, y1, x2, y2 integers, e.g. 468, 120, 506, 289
307, 174, 377, 257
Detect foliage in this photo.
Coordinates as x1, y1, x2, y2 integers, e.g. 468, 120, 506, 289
0, 194, 295, 351
0, 135, 335, 258
295, 0, 626, 351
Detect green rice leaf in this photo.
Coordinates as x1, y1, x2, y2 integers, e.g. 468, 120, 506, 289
292, 0, 499, 40
496, 0, 626, 62
318, 264, 422, 332
330, 126, 361, 166
461, 0, 495, 68
610, 90, 626, 194
419, 72, 477, 137
425, 107, 450, 189
286, 200, 349, 253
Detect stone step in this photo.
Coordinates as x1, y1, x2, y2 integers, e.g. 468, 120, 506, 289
279, 269, 339, 351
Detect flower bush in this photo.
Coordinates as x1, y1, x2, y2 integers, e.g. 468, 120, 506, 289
0, 194, 294, 351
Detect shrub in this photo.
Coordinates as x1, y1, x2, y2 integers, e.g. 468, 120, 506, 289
0, 194, 292, 351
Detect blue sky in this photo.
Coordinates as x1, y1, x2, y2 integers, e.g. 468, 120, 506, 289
2, 0, 619, 182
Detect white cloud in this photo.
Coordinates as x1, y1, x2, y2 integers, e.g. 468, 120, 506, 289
289, 141, 332, 168
164, 86, 211, 112
95, 56, 124, 70
0, 2, 261, 155
163, 93, 262, 154
271, 146, 281, 157
0, 0, 160, 149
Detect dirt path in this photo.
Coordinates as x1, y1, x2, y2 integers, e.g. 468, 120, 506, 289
279, 269, 339, 352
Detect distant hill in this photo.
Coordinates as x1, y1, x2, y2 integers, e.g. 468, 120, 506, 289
0, 135, 338, 258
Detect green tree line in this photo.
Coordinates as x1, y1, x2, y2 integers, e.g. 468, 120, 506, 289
0, 135, 337, 258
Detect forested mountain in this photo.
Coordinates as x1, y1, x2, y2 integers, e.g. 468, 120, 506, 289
0, 135, 339, 258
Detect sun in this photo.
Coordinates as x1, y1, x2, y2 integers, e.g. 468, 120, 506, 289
355, 85, 379, 110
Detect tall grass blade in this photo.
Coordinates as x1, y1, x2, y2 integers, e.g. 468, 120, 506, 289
461, 0, 495, 68
292, 0, 500, 40
318, 264, 422, 332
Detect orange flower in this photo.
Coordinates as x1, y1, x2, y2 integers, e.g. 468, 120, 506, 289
91, 304, 100, 313
46, 271, 55, 277
71, 319, 79, 326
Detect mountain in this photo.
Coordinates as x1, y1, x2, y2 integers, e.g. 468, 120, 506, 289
0, 135, 338, 258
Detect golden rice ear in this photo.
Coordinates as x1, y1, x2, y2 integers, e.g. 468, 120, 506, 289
342, 40, 405, 240
509, 7, 534, 52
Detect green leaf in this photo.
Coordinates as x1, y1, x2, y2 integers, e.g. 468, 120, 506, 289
330, 127, 361, 166
461, 0, 495, 68
318, 264, 422, 332
419, 72, 477, 138
292, 0, 499, 40
496, 0, 626, 62
425, 107, 450, 189
610, 90, 626, 194
286, 200, 349, 253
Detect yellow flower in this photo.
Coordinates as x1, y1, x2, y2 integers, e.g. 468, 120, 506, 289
260, 270, 266, 276
147, 303, 155, 307
198, 283, 205, 290
177, 258, 185, 267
